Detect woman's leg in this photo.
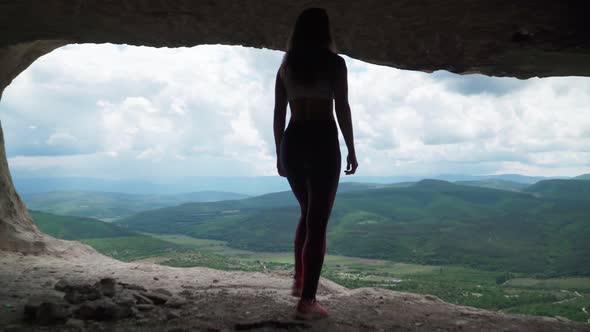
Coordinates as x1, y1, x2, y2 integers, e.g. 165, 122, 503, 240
286, 174, 309, 285
300, 166, 340, 301
280, 123, 309, 287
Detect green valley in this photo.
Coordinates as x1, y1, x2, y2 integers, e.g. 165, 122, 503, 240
116, 179, 590, 276
30, 210, 135, 240
23, 191, 250, 219
30, 210, 189, 261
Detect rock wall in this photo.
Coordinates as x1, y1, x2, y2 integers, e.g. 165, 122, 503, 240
0, 121, 46, 253
1, 0, 590, 252
0, 41, 68, 253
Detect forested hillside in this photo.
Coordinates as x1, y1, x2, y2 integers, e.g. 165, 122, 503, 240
117, 180, 590, 276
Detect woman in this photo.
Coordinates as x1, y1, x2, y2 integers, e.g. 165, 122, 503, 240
273, 7, 358, 320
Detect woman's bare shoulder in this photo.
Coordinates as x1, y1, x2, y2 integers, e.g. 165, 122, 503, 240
331, 52, 344, 62
329, 53, 346, 79
326, 53, 345, 72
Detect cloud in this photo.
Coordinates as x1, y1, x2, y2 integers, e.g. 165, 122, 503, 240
46, 132, 77, 146
432, 71, 531, 96
1, 44, 590, 178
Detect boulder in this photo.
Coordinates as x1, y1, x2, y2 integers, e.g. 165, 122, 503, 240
165, 297, 188, 309
96, 278, 117, 297
140, 291, 170, 305
132, 292, 154, 305
24, 295, 71, 325
74, 298, 134, 321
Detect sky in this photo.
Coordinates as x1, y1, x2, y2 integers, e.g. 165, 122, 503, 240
1, 43, 590, 179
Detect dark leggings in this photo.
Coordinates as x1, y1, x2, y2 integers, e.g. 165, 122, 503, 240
279, 119, 341, 301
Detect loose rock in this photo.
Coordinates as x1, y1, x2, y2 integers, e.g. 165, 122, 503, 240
118, 282, 147, 292
136, 304, 155, 312
141, 291, 170, 305
112, 291, 136, 307
24, 295, 71, 325
65, 318, 85, 329
56, 279, 101, 304
75, 298, 134, 321
22, 278, 199, 327
153, 288, 173, 297
133, 292, 154, 305
166, 297, 188, 309
97, 278, 117, 297
166, 310, 181, 320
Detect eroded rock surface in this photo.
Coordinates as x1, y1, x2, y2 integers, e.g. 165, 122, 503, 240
0, 122, 49, 254
1, 250, 588, 331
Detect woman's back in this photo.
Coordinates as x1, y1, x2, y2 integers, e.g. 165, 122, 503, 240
280, 68, 333, 102
280, 51, 342, 121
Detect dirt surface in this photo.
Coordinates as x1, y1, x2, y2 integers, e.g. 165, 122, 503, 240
0, 244, 589, 332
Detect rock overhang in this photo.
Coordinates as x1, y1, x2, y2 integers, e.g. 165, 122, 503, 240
2, 1, 590, 87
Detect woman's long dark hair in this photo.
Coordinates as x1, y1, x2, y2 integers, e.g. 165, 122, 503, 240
283, 8, 337, 85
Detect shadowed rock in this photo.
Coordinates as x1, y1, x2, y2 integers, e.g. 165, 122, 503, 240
74, 298, 134, 321
24, 295, 71, 325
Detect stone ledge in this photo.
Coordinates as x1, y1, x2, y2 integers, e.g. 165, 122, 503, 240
0, 250, 588, 331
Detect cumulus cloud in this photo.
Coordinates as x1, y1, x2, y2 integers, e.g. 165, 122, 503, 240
1, 44, 590, 178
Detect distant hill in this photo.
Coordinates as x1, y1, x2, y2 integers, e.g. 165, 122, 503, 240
30, 210, 135, 240
117, 180, 590, 276
428, 174, 555, 184
474, 174, 548, 184
454, 179, 528, 191
21, 183, 398, 219
524, 179, 590, 200
573, 174, 590, 180
14, 174, 562, 196
113, 182, 396, 231
13, 176, 292, 196
22, 191, 249, 219
165, 191, 249, 202
337, 182, 388, 192
29, 210, 186, 261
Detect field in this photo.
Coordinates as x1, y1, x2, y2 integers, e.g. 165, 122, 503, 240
80, 236, 188, 261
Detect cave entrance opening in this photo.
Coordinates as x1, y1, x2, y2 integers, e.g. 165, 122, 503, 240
1, 42, 590, 277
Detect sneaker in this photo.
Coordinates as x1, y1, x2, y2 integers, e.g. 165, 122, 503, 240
295, 298, 328, 320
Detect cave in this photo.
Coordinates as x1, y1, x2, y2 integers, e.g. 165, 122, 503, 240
1, 1, 590, 330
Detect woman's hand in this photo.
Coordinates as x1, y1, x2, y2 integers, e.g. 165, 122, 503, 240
345, 153, 358, 175
277, 158, 287, 177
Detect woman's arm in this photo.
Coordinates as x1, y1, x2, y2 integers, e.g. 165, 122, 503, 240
273, 67, 288, 176
334, 56, 358, 175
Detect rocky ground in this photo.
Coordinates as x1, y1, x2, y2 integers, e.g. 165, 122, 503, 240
0, 242, 589, 332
